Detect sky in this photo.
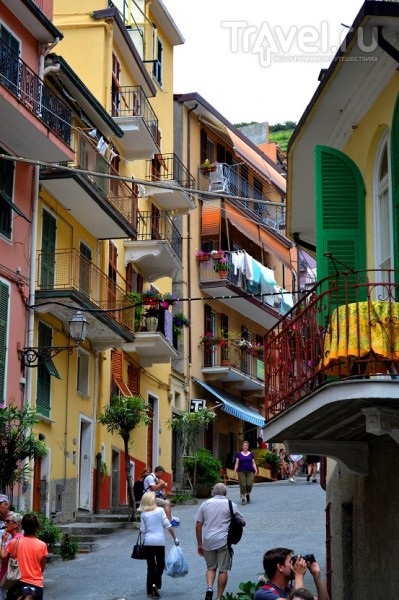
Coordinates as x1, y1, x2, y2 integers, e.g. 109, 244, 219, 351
162, 0, 368, 126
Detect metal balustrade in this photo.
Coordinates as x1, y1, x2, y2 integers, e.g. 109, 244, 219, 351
264, 269, 399, 419
111, 85, 159, 145
0, 39, 71, 144
147, 153, 195, 190
136, 210, 182, 261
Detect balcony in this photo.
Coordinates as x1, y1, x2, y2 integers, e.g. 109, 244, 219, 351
201, 338, 265, 396
0, 39, 73, 162
40, 130, 138, 239
263, 269, 399, 473
34, 249, 135, 351
124, 210, 182, 281
200, 163, 286, 233
144, 153, 196, 213
111, 86, 160, 159
198, 251, 294, 328
122, 306, 178, 366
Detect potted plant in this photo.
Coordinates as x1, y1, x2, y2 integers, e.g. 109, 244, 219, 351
200, 159, 217, 173
160, 292, 178, 309
173, 312, 190, 338
239, 339, 253, 352
211, 249, 225, 260
144, 306, 159, 331
195, 249, 211, 262
183, 448, 222, 497
213, 255, 230, 278
142, 288, 161, 306
250, 343, 264, 360
199, 332, 221, 347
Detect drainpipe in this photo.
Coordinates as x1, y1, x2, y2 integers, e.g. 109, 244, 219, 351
186, 102, 198, 366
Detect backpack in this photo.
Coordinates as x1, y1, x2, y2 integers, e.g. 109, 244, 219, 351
133, 479, 145, 502
227, 499, 244, 547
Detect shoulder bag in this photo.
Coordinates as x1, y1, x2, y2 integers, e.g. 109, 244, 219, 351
131, 531, 146, 560
0, 538, 21, 590
227, 500, 244, 549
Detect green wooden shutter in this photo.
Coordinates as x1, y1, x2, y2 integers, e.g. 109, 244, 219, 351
315, 145, 366, 306
0, 282, 9, 404
36, 322, 52, 417
390, 94, 399, 271
40, 210, 56, 289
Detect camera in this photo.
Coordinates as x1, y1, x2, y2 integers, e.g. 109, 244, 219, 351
291, 554, 316, 564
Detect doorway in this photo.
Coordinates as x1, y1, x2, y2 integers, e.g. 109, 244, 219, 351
78, 418, 92, 510
111, 449, 120, 508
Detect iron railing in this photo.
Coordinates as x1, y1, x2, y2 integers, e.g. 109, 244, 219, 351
111, 85, 159, 146
264, 269, 399, 419
202, 339, 265, 382
198, 251, 294, 315
36, 249, 134, 332
147, 153, 195, 190
71, 129, 138, 227
0, 39, 71, 144
136, 210, 182, 261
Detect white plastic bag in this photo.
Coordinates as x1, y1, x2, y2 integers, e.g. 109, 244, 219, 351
165, 544, 188, 578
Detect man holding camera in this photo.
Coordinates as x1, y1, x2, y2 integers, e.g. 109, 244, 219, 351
253, 547, 329, 600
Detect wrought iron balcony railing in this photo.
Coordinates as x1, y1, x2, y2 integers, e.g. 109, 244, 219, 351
147, 153, 195, 190
201, 338, 265, 382
264, 269, 399, 419
0, 39, 71, 144
136, 210, 182, 261
36, 249, 135, 332
201, 163, 286, 232
70, 130, 138, 226
111, 85, 159, 144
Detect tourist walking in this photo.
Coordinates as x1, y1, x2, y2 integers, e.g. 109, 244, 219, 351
138, 491, 179, 598
233, 441, 257, 504
306, 456, 320, 483
0, 512, 23, 600
1, 513, 48, 600
195, 482, 245, 600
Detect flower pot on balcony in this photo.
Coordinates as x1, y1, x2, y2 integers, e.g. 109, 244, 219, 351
218, 270, 228, 279
197, 254, 210, 262
201, 166, 217, 174
146, 316, 158, 332
143, 297, 158, 307
212, 251, 224, 260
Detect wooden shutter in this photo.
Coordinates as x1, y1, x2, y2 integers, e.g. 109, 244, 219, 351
315, 145, 366, 304
111, 350, 132, 396
0, 282, 8, 404
127, 364, 140, 395
391, 95, 399, 272
40, 210, 56, 289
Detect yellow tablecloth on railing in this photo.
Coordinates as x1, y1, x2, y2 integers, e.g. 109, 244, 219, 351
322, 300, 399, 375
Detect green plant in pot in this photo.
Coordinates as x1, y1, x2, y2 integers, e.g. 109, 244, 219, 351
183, 448, 222, 497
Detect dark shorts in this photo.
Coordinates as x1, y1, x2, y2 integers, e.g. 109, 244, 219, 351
8, 582, 43, 600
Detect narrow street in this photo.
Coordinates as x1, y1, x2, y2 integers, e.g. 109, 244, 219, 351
44, 477, 327, 600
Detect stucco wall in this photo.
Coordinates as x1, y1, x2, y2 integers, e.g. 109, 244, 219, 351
327, 437, 399, 598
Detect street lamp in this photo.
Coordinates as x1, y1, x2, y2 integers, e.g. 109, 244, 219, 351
19, 310, 88, 368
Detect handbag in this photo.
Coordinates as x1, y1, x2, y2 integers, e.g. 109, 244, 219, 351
0, 538, 21, 590
131, 531, 146, 560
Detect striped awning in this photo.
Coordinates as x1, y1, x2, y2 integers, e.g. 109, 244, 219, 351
193, 379, 266, 427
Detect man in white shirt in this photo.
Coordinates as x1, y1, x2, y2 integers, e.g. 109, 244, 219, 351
195, 483, 245, 600
143, 466, 175, 523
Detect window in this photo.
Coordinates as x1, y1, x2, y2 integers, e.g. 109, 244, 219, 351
111, 53, 121, 117
77, 348, 89, 396
36, 323, 53, 417
0, 281, 9, 404
0, 25, 20, 96
0, 149, 14, 239
152, 37, 163, 85
374, 133, 392, 275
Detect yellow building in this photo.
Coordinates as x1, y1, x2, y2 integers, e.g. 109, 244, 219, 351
25, 0, 192, 520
